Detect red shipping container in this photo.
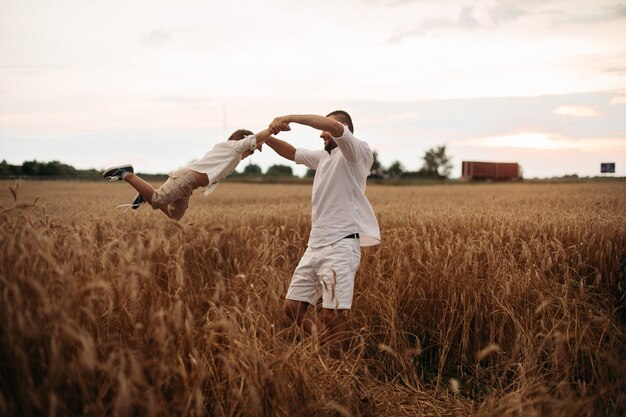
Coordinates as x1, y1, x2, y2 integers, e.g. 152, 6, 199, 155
462, 161, 522, 181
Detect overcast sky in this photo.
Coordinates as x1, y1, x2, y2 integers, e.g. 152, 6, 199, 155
1, 0, 625, 178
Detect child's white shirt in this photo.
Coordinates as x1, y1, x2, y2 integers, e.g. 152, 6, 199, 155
185, 135, 256, 195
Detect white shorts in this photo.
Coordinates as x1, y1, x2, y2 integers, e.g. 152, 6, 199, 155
286, 238, 362, 310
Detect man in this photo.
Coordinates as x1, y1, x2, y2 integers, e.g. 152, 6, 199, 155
267, 110, 380, 358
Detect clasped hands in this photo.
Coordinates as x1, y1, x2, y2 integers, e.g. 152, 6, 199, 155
269, 117, 292, 135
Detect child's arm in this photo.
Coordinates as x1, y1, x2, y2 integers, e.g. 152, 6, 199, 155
254, 126, 286, 152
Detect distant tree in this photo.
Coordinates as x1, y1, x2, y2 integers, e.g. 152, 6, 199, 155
59, 161, 77, 175
386, 160, 404, 179
420, 145, 453, 178
19, 160, 77, 176
21, 160, 40, 176
0, 160, 11, 176
40, 160, 77, 176
369, 151, 384, 178
265, 164, 293, 177
0, 159, 107, 177
77, 168, 101, 177
38, 162, 56, 176
242, 163, 262, 176
304, 168, 316, 178
372, 151, 381, 171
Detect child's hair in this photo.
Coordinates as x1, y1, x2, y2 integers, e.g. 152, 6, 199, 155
228, 129, 254, 141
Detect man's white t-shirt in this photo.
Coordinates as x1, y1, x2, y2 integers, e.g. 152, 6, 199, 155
294, 125, 381, 248
185, 135, 256, 195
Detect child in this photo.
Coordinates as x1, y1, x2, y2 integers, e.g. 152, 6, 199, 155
103, 127, 274, 220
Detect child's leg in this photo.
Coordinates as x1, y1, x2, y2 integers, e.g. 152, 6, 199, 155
124, 173, 156, 204
124, 173, 171, 217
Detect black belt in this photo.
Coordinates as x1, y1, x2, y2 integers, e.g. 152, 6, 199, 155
344, 233, 360, 239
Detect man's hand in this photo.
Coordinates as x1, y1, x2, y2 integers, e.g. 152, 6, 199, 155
269, 117, 292, 134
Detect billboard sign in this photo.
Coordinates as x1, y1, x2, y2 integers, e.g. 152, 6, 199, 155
600, 162, 615, 173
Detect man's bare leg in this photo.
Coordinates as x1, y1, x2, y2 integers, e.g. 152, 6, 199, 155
283, 300, 349, 358
283, 300, 325, 338
322, 308, 348, 359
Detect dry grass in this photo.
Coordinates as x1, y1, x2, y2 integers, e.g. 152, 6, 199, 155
1, 180, 624, 417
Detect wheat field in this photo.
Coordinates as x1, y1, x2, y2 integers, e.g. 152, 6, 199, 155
1, 180, 624, 417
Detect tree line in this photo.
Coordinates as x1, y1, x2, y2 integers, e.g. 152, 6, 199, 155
237, 145, 453, 179
0, 159, 101, 177
370, 145, 452, 179
0, 146, 453, 180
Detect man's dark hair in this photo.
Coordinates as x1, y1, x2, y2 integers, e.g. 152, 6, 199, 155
228, 129, 254, 141
326, 110, 354, 133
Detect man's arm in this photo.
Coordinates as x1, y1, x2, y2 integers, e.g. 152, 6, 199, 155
265, 134, 296, 161
270, 114, 344, 137
264, 136, 296, 161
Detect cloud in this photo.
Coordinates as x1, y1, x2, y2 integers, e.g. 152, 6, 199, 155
142, 30, 172, 46
0, 64, 66, 70
387, 6, 483, 42
553, 105, 603, 117
458, 131, 626, 152
603, 66, 626, 74
556, 3, 626, 25
488, 1, 528, 24
383, 111, 421, 121
369, 0, 433, 6
386, 1, 532, 43
0, 64, 66, 76
150, 96, 212, 106
387, 0, 623, 36
384, 0, 422, 5
610, 92, 626, 105
460, 132, 573, 150
459, 6, 480, 29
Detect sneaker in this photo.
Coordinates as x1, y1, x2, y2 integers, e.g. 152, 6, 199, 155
103, 164, 134, 181
131, 193, 145, 209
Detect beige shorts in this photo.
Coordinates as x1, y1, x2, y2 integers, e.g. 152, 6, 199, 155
286, 238, 362, 310
152, 168, 198, 220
